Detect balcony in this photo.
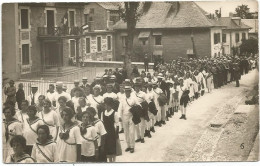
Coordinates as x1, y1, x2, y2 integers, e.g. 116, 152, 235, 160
38, 27, 82, 37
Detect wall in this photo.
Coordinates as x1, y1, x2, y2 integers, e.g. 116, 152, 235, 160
81, 32, 114, 61
210, 27, 223, 57
84, 3, 107, 30
230, 30, 249, 47
2, 3, 20, 80
114, 28, 211, 62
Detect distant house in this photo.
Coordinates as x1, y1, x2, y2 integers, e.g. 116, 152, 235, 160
216, 17, 251, 56
241, 19, 258, 39
113, 1, 224, 62
82, 2, 120, 61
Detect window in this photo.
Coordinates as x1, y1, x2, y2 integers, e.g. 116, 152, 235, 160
69, 11, 75, 27
142, 40, 146, 45
235, 33, 239, 42
97, 37, 101, 52
86, 38, 90, 53
21, 9, 29, 29
214, 33, 220, 44
70, 40, 76, 57
22, 44, 30, 65
107, 36, 111, 50
242, 33, 246, 41
222, 34, 226, 43
155, 36, 162, 45
84, 14, 89, 25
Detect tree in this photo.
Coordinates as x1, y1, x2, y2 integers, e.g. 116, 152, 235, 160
235, 4, 253, 19
240, 38, 258, 55
119, 2, 141, 78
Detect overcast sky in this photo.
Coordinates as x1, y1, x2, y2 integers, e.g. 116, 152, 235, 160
195, 0, 258, 17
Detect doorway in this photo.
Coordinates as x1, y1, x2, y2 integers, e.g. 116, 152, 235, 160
47, 10, 55, 35
44, 42, 61, 67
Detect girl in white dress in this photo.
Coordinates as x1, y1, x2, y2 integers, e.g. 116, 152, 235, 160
71, 88, 81, 111
56, 107, 81, 162
88, 85, 104, 119
23, 105, 44, 155
6, 135, 35, 163
15, 100, 29, 128
3, 106, 23, 162
39, 99, 60, 142
31, 125, 58, 163
79, 111, 98, 162
55, 96, 68, 126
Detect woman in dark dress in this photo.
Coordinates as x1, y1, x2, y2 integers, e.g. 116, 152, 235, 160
101, 98, 120, 162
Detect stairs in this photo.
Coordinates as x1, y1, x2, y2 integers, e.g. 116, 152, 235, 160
40, 66, 86, 77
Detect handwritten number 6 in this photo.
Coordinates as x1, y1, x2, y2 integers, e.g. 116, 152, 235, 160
240, 143, 244, 149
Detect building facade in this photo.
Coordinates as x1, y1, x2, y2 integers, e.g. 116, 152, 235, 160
2, 2, 120, 80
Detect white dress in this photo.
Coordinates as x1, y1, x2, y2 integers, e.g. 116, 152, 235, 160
79, 123, 97, 157
23, 118, 44, 146
5, 153, 35, 163
38, 110, 60, 141
56, 124, 82, 162
3, 119, 23, 162
88, 95, 104, 118
31, 140, 58, 163
15, 111, 28, 128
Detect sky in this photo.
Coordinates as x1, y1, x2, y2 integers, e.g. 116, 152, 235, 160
195, 0, 258, 17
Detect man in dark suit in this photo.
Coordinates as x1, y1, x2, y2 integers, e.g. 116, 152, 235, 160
157, 73, 170, 124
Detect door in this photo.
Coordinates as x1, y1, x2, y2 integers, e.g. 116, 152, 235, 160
47, 10, 55, 35
44, 42, 60, 67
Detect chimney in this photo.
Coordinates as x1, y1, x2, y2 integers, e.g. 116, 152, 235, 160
229, 12, 233, 17
232, 17, 241, 25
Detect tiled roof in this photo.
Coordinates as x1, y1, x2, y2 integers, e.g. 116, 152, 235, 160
241, 19, 258, 33
216, 17, 251, 30
113, 1, 220, 29
97, 2, 121, 11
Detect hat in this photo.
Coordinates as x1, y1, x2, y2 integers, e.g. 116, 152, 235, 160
82, 77, 88, 80
93, 84, 101, 91
124, 86, 132, 91
74, 80, 80, 83
178, 77, 183, 81
125, 79, 131, 82
110, 75, 116, 80
157, 73, 164, 79
96, 76, 102, 80
103, 75, 109, 78
56, 81, 63, 87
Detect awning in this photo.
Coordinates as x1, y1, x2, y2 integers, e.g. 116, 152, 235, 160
153, 31, 162, 36
120, 32, 128, 36
138, 31, 150, 38
153, 50, 163, 56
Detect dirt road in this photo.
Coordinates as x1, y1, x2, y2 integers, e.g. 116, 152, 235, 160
116, 69, 259, 162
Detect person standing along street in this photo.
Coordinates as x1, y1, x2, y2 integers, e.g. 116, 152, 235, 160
16, 83, 25, 110
144, 54, 149, 72
4, 80, 16, 105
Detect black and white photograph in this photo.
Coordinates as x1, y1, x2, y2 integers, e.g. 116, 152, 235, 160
1, 0, 259, 164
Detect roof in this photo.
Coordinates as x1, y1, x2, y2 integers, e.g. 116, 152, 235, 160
241, 19, 258, 33
113, 1, 221, 30
97, 2, 120, 11
215, 17, 251, 30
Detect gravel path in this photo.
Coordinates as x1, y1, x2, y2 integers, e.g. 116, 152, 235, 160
116, 70, 258, 162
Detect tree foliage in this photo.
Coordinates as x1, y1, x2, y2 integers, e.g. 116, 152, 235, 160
240, 38, 258, 54
235, 4, 253, 19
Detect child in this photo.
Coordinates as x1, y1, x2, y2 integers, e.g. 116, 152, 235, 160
101, 98, 121, 162
31, 125, 58, 163
79, 111, 98, 162
6, 135, 35, 163
16, 83, 25, 110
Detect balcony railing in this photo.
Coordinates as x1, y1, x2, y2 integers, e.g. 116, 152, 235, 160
38, 26, 83, 36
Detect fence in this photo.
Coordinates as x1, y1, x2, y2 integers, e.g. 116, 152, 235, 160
2, 66, 100, 104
